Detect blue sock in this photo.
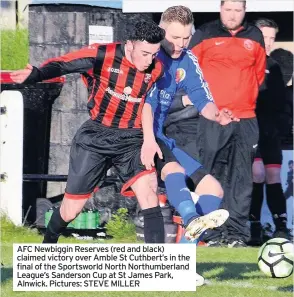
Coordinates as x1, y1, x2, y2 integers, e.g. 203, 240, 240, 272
165, 173, 198, 226
195, 194, 222, 215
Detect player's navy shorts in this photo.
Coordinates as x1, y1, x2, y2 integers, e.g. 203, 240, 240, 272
65, 119, 154, 199
156, 138, 208, 190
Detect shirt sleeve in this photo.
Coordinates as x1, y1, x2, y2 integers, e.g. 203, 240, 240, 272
24, 44, 100, 84
254, 32, 266, 86
145, 82, 159, 112
178, 51, 214, 112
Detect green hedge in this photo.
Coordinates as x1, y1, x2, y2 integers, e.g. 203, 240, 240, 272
1, 29, 29, 70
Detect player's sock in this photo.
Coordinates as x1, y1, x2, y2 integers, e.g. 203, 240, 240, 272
165, 173, 198, 226
43, 207, 69, 243
266, 183, 287, 227
250, 182, 264, 221
195, 194, 222, 215
142, 206, 164, 243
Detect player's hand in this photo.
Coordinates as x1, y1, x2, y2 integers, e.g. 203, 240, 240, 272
10, 64, 33, 83
215, 108, 240, 125
141, 139, 163, 170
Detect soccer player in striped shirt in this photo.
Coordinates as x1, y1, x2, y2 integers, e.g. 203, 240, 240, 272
11, 20, 167, 244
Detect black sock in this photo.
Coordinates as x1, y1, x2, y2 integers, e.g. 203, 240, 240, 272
266, 183, 287, 228
142, 206, 165, 243
43, 208, 69, 243
250, 182, 264, 222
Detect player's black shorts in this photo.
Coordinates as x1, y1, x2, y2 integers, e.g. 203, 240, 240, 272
65, 119, 152, 198
255, 129, 282, 166
156, 138, 208, 191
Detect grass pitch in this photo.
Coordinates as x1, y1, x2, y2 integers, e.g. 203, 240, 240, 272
1, 217, 292, 297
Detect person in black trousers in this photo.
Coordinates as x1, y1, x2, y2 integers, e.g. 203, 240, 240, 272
249, 19, 292, 245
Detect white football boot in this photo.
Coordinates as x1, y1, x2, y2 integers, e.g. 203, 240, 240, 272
185, 209, 229, 241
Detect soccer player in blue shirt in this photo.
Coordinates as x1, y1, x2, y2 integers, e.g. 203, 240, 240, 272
141, 6, 239, 286
142, 6, 239, 245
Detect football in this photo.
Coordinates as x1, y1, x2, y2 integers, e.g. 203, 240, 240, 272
258, 237, 294, 278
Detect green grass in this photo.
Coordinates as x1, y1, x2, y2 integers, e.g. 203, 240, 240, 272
105, 208, 136, 239
1, 216, 293, 297
1, 28, 29, 70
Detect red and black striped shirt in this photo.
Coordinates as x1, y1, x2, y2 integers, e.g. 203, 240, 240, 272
28, 43, 163, 128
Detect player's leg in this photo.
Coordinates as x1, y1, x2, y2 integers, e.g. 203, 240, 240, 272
166, 117, 228, 247
158, 141, 229, 241
131, 172, 165, 243
156, 140, 200, 231
172, 147, 225, 217
263, 140, 290, 239
168, 147, 228, 287
226, 118, 259, 247
171, 146, 229, 242
114, 130, 164, 244
191, 176, 225, 247
249, 155, 265, 245
43, 120, 109, 243
195, 116, 234, 244
251, 157, 266, 222
119, 136, 201, 243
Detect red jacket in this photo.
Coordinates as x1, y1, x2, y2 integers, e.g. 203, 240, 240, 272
189, 20, 266, 118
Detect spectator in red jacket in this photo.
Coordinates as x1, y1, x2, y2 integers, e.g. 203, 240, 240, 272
188, 0, 266, 247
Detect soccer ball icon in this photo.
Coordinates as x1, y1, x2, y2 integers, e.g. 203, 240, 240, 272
258, 238, 294, 278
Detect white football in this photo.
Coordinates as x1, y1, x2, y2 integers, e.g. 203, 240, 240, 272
258, 237, 294, 278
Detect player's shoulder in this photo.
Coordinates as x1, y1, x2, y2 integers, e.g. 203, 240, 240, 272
247, 23, 264, 36
156, 48, 173, 64
154, 57, 164, 71
196, 19, 219, 35
87, 43, 100, 50
180, 49, 199, 66
145, 57, 164, 81
245, 23, 265, 44
87, 42, 122, 56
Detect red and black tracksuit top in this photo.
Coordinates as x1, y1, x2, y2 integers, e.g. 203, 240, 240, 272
25, 43, 163, 129
189, 20, 266, 118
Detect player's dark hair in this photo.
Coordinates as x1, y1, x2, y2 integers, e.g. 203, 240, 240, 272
128, 20, 165, 44
289, 160, 293, 165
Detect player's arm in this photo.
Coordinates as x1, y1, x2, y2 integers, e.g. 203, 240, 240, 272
268, 62, 286, 122
180, 52, 239, 125
255, 33, 266, 86
141, 84, 163, 170
142, 102, 156, 144
142, 72, 161, 142
10, 44, 99, 84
